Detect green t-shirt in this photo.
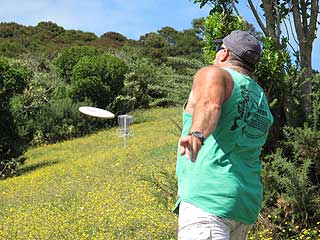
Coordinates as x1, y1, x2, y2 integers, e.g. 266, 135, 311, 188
174, 68, 274, 224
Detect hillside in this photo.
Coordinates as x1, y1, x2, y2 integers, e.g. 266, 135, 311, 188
0, 21, 137, 58
0, 21, 203, 61
0, 107, 181, 239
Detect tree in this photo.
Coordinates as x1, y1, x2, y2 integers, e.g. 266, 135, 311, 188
0, 22, 98, 58
192, 18, 206, 39
194, 0, 237, 15
247, 0, 319, 116
139, 26, 204, 65
0, 57, 32, 176
203, 12, 245, 62
53, 46, 99, 82
194, 0, 320, 119
0, 22, 27, 38
173, 29, 204, 58
35, 21, 65, 40
92, 32, 129, 49
70, 54, 128, 109
139, 32, 170, 64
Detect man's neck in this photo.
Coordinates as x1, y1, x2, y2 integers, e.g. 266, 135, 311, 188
223, 64, 253, 78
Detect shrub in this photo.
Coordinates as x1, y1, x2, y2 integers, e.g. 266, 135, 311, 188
9, 57, 109, 147
115, 47, 199, 110
70, 54, 128, 110
260, 125, 320, 238
140, 169, 177, 210
31, 97, 106, 145
0, 110, 26, 178
53, 46, 99, 82
0, 39, 27, 58
308, 73, 320, 130
0, 57, 32, 105
0, 57, 32, 177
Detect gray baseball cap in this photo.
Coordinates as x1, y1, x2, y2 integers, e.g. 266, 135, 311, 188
222, 30, 261, 66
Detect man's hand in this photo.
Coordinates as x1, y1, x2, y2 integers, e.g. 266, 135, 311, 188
180, 135, 203, 162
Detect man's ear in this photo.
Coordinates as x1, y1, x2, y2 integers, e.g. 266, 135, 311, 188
215, 49, 229, 65
220, 49, 229, 62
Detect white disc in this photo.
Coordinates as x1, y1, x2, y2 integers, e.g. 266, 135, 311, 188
79, 106, 115, 119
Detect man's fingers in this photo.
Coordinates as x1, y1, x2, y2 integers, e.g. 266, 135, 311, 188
191, 137, 201, 162
180, 136, 201, 161
181, 143, 192, 160
191, 142, 198, 162
180, 145, 186, 155
186, 145, 192, 160
180, 138, 187, 155
180, 137, 192, 159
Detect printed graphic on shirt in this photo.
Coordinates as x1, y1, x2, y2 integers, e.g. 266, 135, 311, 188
231, 85, 272, 139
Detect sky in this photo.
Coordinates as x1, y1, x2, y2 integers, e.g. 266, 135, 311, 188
0, 0, 319, 71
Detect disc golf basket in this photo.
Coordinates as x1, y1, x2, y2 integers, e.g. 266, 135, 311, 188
117, 115, 133, 148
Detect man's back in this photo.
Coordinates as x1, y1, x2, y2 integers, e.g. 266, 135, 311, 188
175, 67, 274, 224
177, 30, 273, 240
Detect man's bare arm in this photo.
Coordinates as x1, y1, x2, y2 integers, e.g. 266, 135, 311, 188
180, 66, 227, 161
190, 66, 226, 136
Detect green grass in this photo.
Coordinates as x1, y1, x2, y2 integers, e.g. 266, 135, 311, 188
2, 106, 319, 239
0, 107, 181, 240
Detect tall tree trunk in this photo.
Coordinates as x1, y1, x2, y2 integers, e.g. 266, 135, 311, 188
262, 0, 281, 47
300, 42, 313, 117
292, 0, 319, 118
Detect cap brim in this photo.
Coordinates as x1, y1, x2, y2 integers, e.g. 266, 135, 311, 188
212, 39, 223, 44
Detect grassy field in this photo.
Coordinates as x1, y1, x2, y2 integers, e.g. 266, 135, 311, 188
1, 106, 319, 240
0, 107, 181, 240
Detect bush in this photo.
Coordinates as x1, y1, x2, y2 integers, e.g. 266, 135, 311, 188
0, 110, 26, 178
140, 169, 177, 210
53, 46, 99, 82
31, 97, 106, 145
70, 54, 128, 109
0, 57, 32, 105
0, 57, 32, 176
115, 47, 199, 110
9, 57, 109, 147
0, 39, 27, 58
260, 125, 320, 238
308, 73, 320, 130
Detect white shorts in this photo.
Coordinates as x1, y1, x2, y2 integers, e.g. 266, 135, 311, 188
178, 201, 252, 240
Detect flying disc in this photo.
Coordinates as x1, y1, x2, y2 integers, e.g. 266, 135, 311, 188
79, 106, 115, 119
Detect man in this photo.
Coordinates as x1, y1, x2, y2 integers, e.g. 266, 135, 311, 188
174, 30, 274, 240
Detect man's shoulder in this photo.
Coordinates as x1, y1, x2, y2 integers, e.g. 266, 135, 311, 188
196, 65, 230, 78
198, 65, 225, 73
